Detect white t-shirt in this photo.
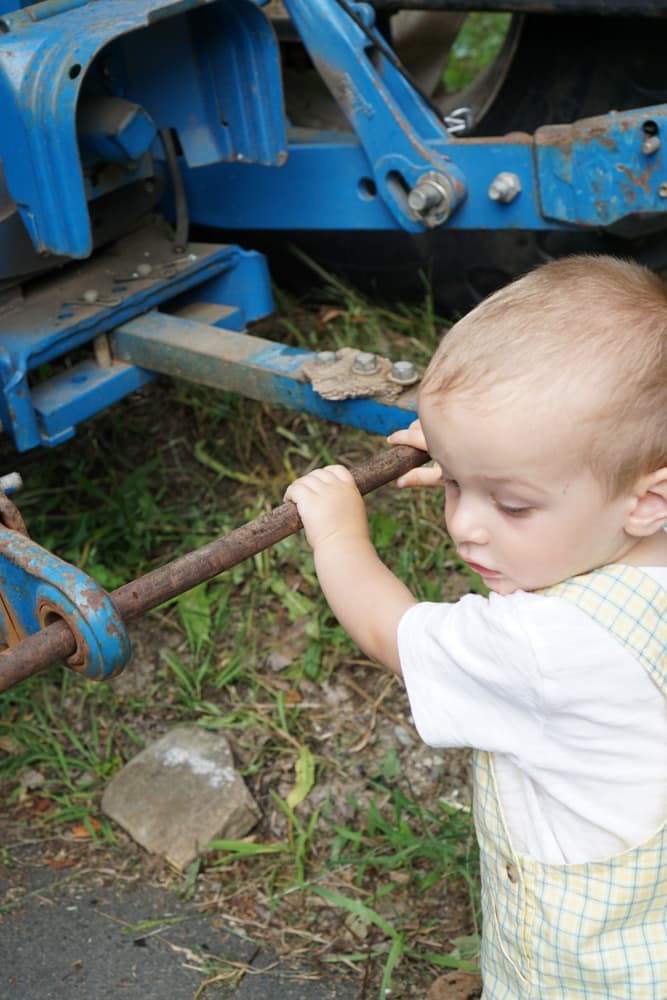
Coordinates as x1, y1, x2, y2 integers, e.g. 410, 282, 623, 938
397, 567, 667, 865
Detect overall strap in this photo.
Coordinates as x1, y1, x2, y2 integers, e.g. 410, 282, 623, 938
545, 565, 667, 694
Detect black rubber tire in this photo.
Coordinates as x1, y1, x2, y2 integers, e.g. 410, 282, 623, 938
422, 12, 667, 312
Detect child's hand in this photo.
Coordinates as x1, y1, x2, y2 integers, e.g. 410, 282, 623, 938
284, 465, 369, 551
387, 420, 442, 489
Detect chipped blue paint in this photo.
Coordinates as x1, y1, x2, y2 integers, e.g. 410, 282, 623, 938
0, 529, 130, 679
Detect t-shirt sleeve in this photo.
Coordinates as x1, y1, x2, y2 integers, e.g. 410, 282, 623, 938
397, 592, 546, 751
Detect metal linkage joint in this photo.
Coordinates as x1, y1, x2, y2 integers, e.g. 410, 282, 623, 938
407, 171, 454, 228
0, 529, 130, 680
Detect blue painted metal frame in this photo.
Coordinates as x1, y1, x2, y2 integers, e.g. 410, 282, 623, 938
0, 527, 130, 680
0, 0, 286, 258
180, 0, 667, 233
277, 0, 468, 232
112, 310, 419, 435
184, 115, 667, 233
0, 232, 274, 450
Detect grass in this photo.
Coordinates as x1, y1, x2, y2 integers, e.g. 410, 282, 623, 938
444, 13, 513, 94
0, 273, 482, 997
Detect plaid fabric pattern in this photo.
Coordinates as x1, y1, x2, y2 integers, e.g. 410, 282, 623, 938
473, 565, 667, 999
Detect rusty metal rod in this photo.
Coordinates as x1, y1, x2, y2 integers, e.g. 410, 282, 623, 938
0, 445, 429, 692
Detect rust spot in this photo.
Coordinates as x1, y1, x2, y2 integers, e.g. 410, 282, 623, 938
80, 583, 106, 611
616, 163, 654, 197
0, 493, 28, 536
536, 120, 616, 151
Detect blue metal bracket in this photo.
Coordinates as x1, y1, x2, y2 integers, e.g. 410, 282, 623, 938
282, 0, 467, 231
0, 528, 130, 680
535, 105, 667, 226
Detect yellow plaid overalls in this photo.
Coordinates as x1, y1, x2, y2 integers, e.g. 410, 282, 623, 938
473, 565, 667, 999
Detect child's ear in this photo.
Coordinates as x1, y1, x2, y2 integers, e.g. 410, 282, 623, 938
625, 468, 667, 536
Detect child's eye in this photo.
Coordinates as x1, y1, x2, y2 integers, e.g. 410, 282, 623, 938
496, 501, 533, 518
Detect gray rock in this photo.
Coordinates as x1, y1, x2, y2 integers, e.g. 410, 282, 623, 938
102, 725, 261, 868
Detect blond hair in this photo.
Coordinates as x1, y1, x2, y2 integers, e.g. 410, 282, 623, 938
420, 255, 667, 496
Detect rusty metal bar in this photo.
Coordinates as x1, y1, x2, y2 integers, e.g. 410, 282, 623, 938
0, 445, 429, 693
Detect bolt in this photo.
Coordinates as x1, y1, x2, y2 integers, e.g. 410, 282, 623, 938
315, 350, 337, 365
407, 172, 453, 227
659, 182, 667, 199
642, 135, 661, 156
81, 289, 99, 304
488, 172, 522, 204
136, 262, 153, 277
390, 360, 418, 385
408, 182, 445, 215
352, 352, 378, 375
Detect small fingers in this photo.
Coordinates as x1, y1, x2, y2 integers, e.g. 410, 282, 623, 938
387, 419, 428, 452
396, 462, 443, 490
284, 465, 355, 502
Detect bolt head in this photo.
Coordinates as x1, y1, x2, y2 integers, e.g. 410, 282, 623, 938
407, 172, 453, 228
488, 171, 522, 204
315, 350, 337, 365
642, 135, 661, 156
390, 360, 418, 385
352, 352, 378, 375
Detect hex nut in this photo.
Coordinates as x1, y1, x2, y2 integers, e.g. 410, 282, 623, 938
352, 352, 378, 375
488, 172, 522, 204
315, 350, 337, 365
390, 360, 418, 385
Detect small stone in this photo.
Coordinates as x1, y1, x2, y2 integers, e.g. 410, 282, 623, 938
19, 768, 45, 789
427, 972, 482, 1000
102, 725, 260, 868
266, 650, 292, 672
393, 724, 414, 747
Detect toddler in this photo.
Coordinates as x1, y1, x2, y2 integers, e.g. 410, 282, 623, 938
285, 255, 667, 998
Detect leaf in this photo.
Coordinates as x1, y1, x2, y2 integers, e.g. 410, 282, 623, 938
269, 578, 315, 621
71, 817, 101, 839
312, 886, 398, 940
202, 839, 287, 858
177, 583, 214, 650
448, 933, 482, 962
286, 744, 315, 810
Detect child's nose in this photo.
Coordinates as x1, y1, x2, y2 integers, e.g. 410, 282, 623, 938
446, 496, 489, 546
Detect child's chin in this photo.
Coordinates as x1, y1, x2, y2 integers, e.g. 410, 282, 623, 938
487, 578, 521, 596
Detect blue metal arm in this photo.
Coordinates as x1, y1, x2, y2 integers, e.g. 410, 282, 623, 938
282, 0, 467, 230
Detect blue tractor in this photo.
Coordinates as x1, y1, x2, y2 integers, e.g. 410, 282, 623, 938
1, 0, 667, 687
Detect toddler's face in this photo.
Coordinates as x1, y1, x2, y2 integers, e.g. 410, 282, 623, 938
419, 393, 638, 594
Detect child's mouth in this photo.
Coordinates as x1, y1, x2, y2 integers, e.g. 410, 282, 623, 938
463, 559, 502, 579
